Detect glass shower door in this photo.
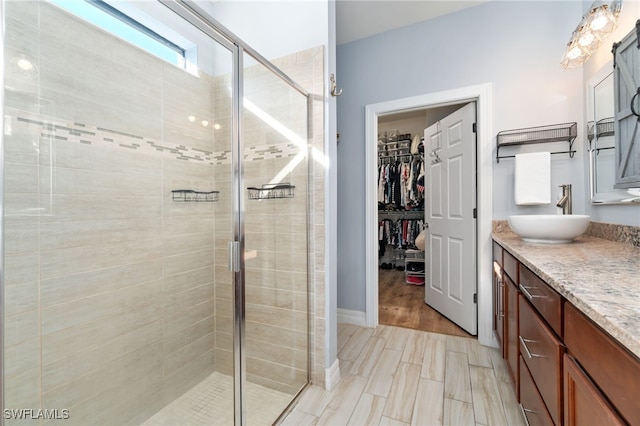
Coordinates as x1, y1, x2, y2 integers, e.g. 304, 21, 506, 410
1, 1, 236, 424
2, 1, 312, 424
241, 52, 310, 425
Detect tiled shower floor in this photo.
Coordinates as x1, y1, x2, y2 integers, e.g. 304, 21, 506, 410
142, 372, 293, 426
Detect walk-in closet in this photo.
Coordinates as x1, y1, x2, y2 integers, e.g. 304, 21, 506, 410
376, 108, 470, 337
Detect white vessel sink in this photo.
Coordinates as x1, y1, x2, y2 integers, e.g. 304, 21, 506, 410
508, 214, 591, 244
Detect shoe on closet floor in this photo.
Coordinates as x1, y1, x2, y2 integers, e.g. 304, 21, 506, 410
406, 276, 425, 285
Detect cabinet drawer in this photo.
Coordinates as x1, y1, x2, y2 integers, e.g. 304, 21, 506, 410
519, 266, 562, 336
563, 354, 625, 426
493, 241, 503, 264
519, 294, 564, 426
519, 356, 554, 426
564, 303, 640, 425
503, 249, 518, 282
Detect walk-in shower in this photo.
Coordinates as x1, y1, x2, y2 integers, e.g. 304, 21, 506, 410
1, 1, 314, 424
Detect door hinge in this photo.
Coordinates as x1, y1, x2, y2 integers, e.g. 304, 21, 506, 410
472, 122, 477, 133
473, 293, 477, 304
473, 208, 477, 219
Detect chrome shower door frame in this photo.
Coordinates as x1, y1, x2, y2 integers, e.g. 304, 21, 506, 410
156, 2, 311, 425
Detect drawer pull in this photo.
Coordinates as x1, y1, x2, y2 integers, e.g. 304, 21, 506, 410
519, 284, 546, 300
498, 278, 505, 318
519, 336, 545, 359
519, 404, 533, 426
493, 261, 502, 278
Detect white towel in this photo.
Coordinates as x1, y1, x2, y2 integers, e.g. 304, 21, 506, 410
514, 152, 551, 205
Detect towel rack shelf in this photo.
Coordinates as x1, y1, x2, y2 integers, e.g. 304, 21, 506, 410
171, 190, 219, 202
587, 118, 615, 154
496, 122, 577, 163
587, 117, 615, 143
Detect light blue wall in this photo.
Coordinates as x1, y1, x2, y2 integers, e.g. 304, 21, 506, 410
336, 1, 585, 312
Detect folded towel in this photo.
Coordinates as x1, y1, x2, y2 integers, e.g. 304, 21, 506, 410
514, 152, 551, 205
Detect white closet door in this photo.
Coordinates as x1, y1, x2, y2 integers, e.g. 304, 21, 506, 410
424, 102, 477, 335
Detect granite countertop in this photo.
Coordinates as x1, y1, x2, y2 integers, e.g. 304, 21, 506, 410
492, 232, 640, 360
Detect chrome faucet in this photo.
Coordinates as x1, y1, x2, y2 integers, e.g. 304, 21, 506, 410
557, 184, 572, 215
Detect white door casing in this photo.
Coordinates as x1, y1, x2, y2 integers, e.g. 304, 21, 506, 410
424, 102, 477, 335
363, 83, 494, 347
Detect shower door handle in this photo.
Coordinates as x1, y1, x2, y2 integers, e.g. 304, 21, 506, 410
228, 241, 240, 272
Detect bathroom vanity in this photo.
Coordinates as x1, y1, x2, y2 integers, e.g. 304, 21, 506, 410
492, 231, 640, 426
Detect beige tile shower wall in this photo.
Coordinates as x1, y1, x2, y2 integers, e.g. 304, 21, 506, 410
2, 2, 220, 424
161, 158, 217, 406
211, 75, 235, 376
273, 47, 326, 389
209, 61, 314, 393
226, 46, 325, 393
240, 55, 310, 397
243, 159, 309, 395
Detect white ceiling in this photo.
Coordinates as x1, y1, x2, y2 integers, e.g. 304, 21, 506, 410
336, 0, 492, 45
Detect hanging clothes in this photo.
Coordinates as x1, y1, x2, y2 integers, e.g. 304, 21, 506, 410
378, 164, 386, 204
392, 162, 402, 207
378, 218, 425, 250
377, 156, 424, 210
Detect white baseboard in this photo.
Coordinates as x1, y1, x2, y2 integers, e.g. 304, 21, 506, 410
324, 358, 341, 391
337, 308, 367, 327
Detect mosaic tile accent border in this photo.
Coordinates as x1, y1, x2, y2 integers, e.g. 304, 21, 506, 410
12, 112, 302, 165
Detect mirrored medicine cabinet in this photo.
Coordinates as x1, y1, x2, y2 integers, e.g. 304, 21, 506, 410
588, 61, 640, 204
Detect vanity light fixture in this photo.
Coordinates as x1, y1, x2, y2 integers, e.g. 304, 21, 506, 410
561, 0, 622, 69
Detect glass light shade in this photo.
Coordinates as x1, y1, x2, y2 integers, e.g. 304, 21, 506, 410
587, 5, 617, 34
561, 39, 590, 69
577, 26, 602, 51
560, 1, 621, 69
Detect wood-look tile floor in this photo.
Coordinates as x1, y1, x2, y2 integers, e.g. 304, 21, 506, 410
280, 323, 525, 426
378, 270, 471, 338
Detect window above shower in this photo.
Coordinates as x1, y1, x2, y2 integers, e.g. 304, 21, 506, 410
49, 0, 198, 74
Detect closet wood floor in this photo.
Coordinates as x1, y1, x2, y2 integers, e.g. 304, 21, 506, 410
378, 270, 471, 338
281, 323, 525, 426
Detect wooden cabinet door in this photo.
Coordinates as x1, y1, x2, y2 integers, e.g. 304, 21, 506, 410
505, 273, 519, 394
564, 354, 625, 426
493, 243, 505, 354
494, 263, 505, 353
564, 303, 640, 424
